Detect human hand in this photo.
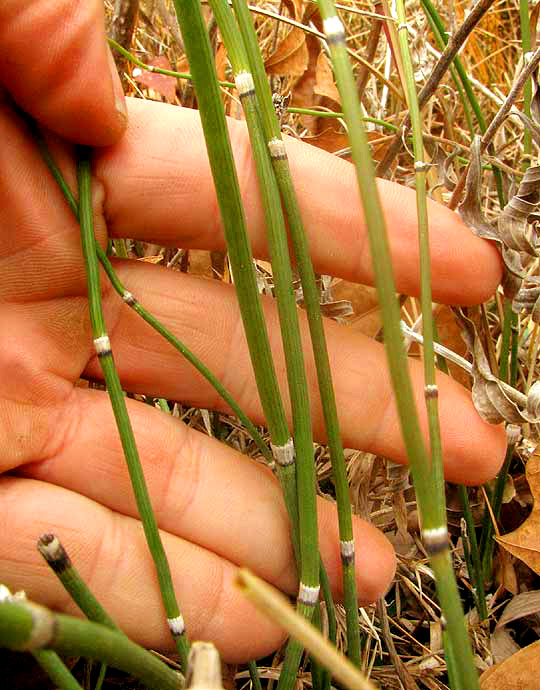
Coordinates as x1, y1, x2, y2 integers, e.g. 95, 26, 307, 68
0, 1, 506, 665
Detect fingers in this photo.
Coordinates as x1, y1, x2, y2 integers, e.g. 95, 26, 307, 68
84, 260, 506, 485
0, 476, 285, 662
96, 98, 502, 305
0, 1, 127, 145
19, 387, 395, 608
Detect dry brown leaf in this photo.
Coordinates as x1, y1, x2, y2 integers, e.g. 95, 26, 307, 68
265, 27, 308, 77
302, 127, 349, 154
434, 305, 470, 387
330, 282, 382, 337
314, 51, 340, 104
188, 250, 213, 278
496, 589, 540, 629
479, 641, 540, 689
281, 0, 306, 21
490, 627, 520, 664
497, 454, 540, 575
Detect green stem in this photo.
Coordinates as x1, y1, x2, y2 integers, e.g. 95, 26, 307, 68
457, 487, 487, 620
30, 122, 273, 465
315, 1, 479, 686
77, 151, 189, 670
31, 650, 84, 690
231, 0, 361, 668
37, 534, 119, 630
0, 600, 181, 690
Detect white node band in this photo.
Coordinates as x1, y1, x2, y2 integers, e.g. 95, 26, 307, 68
93, 335, 111, 356
235, 71, 255, 97
167, 615, 185, 637
268, 137, 287, 159
422, 526, 449, 555
271, 438, 295, 466
424, 384, 439, 399
323, 16, 345, 43
414, 161, 430, 172
298, 583, 320, 606
122, 291, 136, 306
340, 539, 355, 559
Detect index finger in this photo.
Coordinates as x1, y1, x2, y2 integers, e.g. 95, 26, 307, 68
0, 1, 127, 146
96, 98, 502, 304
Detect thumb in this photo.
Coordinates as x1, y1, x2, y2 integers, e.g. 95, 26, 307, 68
0, 1, 127, 146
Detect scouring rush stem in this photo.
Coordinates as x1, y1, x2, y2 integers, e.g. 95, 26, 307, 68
32, 650, 84, 690
30, 125, 273, 465
231, 0, 361, 667
37, 534, 119, 631
38, 533, 118, 689
170, 0, 294, 469
77, 151, 189, 670
395, 7, 478, 685
315, 0, 479, 687
208, 1, 319, 623
0, 599, 181, 690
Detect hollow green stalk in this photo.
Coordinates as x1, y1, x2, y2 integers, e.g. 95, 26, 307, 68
520, 0, 532, 163
208, 0, 319, 610
0, 599, 181, 690
230, 0, 361, 668
37, 533, 117, 688
31, 651, 84, 690
77, 151, 189, 670
37, 534, 119, 631
457, 488, 487, 620
314, 1, 479, 687
247, 661, 263, 690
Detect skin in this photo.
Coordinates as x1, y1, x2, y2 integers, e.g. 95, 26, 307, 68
0, 0, 506, 664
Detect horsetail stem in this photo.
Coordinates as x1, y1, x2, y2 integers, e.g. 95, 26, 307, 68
230, 0, 361, 665
209, 0, 320, 611
314, 0, 479, 685
32, 651, 84, 690
77, 151, 189, 670
0, 599, 182, 690
37, 534, 119, 631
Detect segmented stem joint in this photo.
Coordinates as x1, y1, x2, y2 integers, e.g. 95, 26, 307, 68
235, 71, 255, 98
167, 615, 186, 637
340, 539, 355, 565
267, 138, 287, 160
122, 290, 137, 307
422, 526, 449, 556
322, 16, 345, 44
271, 438, 295, 466
297, 583, 320, 607
93, 335, 112, 358
424, 384, 439, 400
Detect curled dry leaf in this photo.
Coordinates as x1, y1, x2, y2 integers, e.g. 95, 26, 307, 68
456, 309, 540, 432
479, 641, 540, 689
458, 137, 540, 299
497, 453, 540, 576
265, 27, 309, 78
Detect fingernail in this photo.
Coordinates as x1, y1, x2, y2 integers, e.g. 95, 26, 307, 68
107, 46, 127, 120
